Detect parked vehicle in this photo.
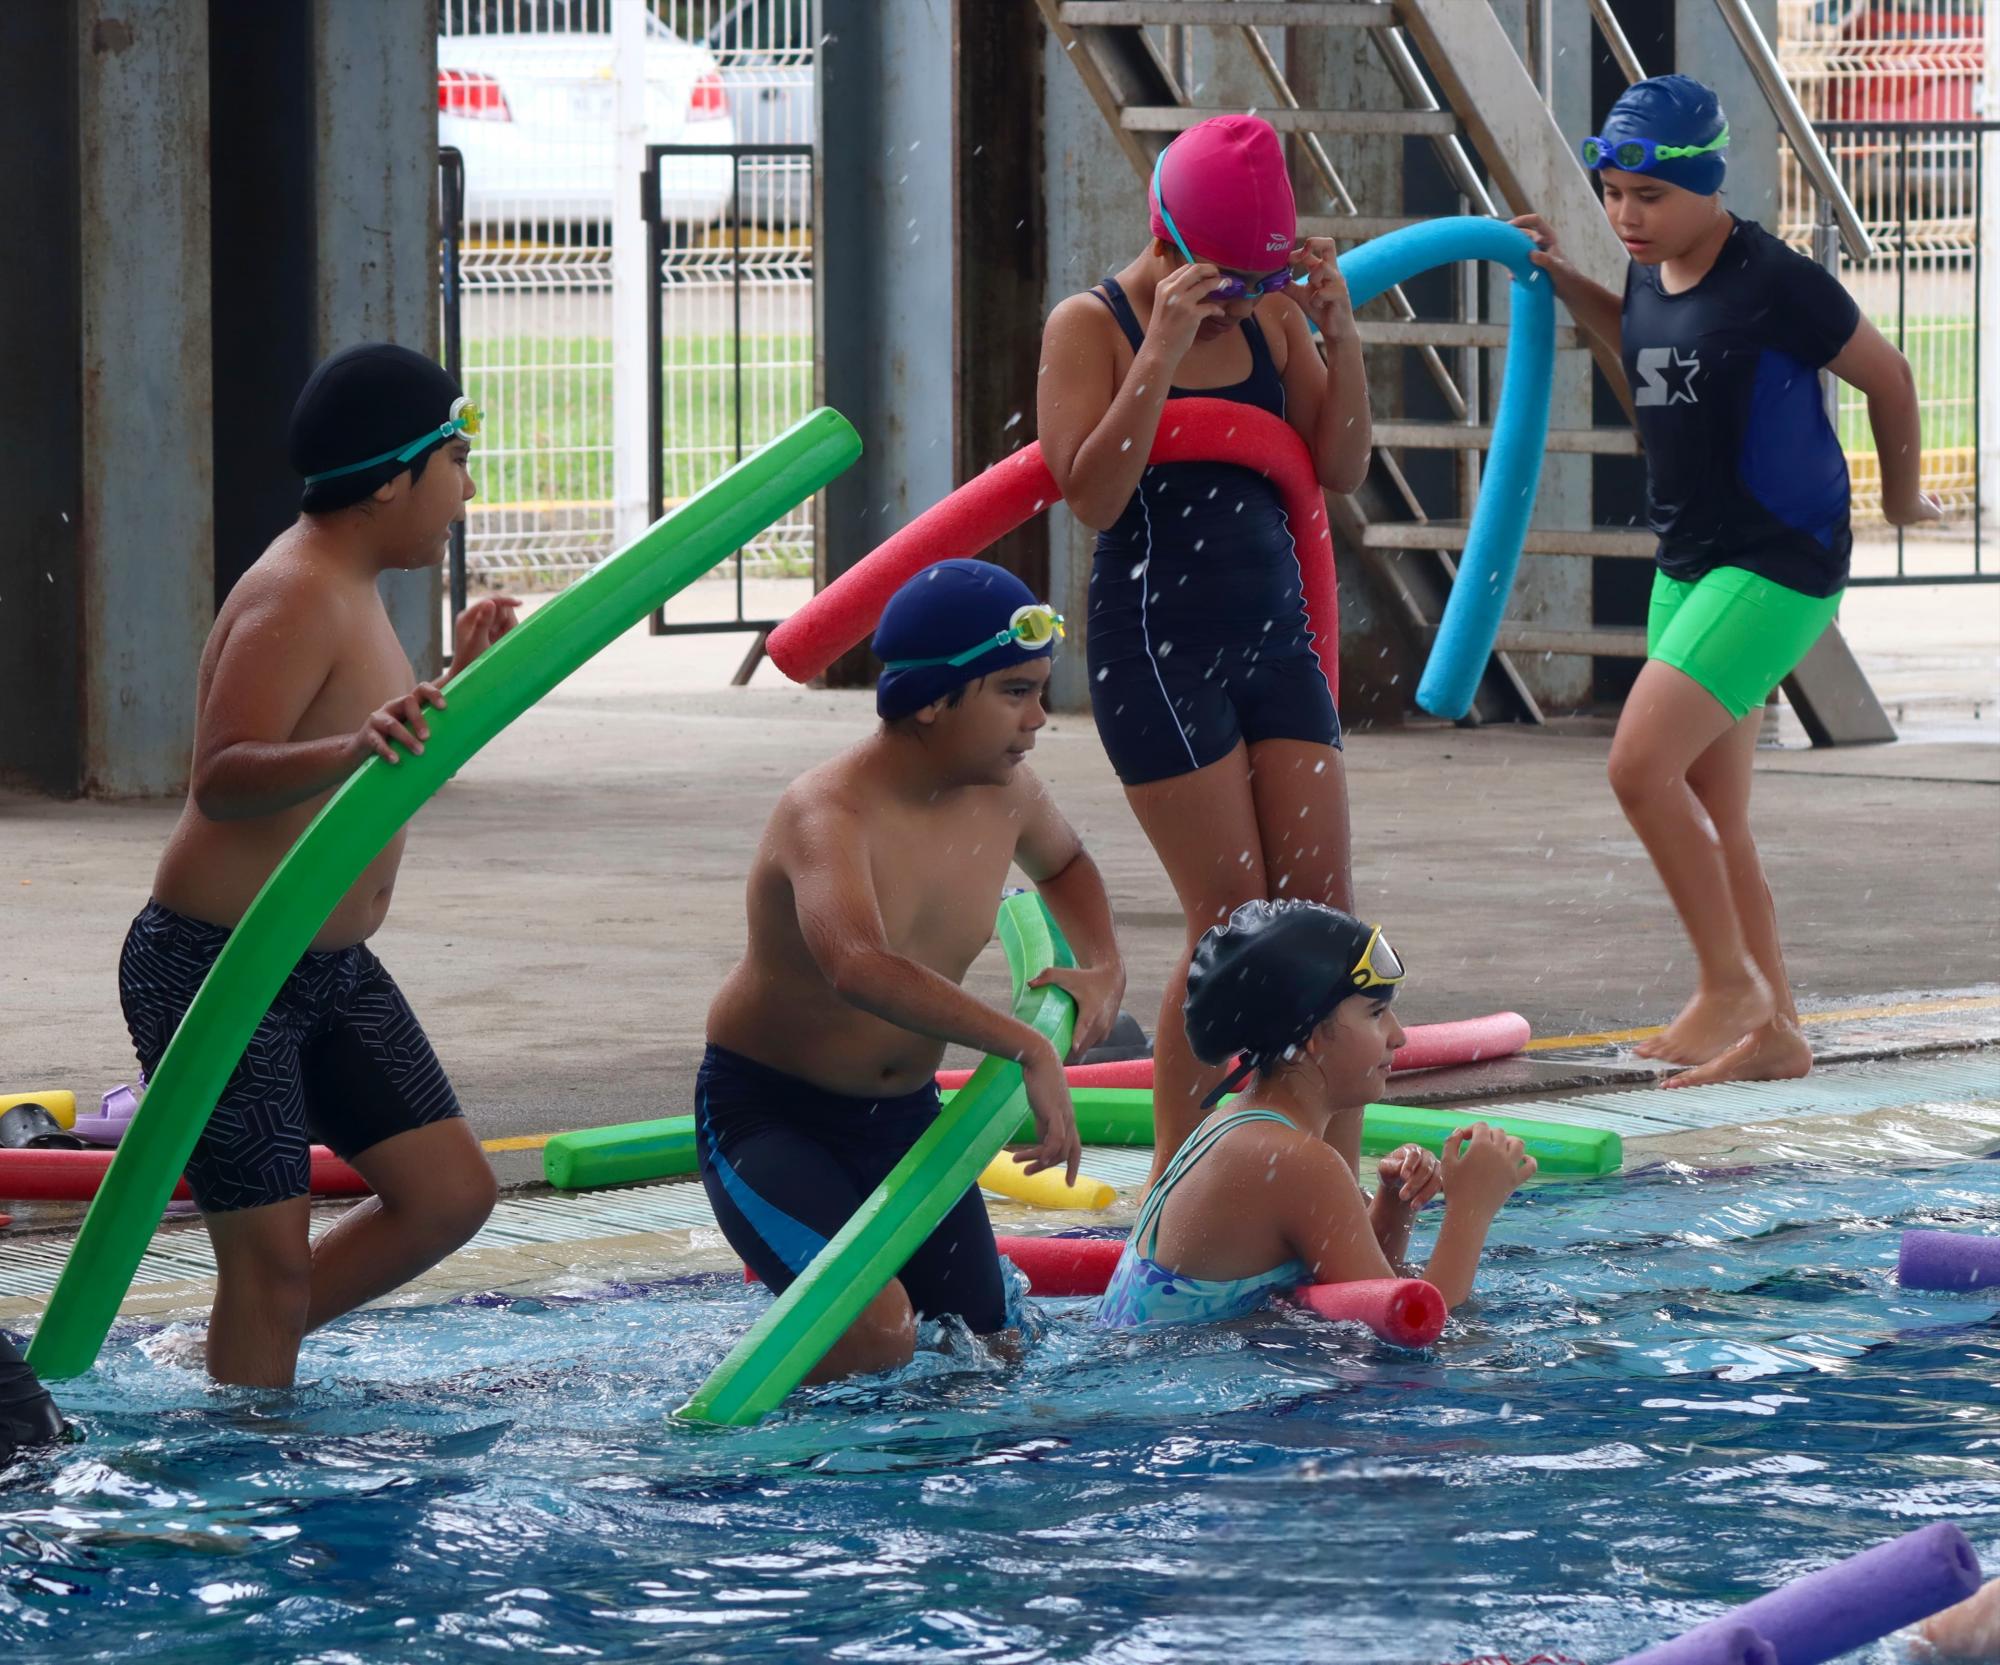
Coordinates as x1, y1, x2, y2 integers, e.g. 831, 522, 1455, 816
439, 2, 737, 230
704, 0, 815, 226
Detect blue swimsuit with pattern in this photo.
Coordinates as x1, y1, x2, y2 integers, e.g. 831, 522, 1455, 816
1085, 277, 1340, 788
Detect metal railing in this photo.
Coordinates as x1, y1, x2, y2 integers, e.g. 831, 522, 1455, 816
439, 145, 469, 629
1711, 0, 1875, 264
644, 140, 817, 676
1818, 118, 1993, 586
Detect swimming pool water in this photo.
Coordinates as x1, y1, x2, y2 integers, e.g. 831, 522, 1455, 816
4, 1151, 1998, 1664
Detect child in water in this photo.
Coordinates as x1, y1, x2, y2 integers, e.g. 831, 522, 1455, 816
1097, 901, 1534, 1329
1514, 75, 1937, 1086
1037, 114, 1372, 1181
120, 344, 515, 1386
702, 560, 1125, 1381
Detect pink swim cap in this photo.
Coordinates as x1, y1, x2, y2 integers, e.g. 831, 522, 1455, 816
1147, 115, 1297, 271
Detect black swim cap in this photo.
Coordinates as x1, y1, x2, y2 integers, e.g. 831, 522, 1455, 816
0, 1330, 65, 1469
289, 343, 464, 513
1184, 900, 1403, 1107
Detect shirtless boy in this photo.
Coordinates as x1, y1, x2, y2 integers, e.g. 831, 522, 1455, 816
120, 343, 516, 1387
702, 559, 1126, 1381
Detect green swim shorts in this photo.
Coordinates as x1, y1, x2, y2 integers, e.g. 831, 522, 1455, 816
1646, 565, 1844, 721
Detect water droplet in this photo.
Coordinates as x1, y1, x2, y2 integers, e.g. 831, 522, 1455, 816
1119, 438, 1133, 452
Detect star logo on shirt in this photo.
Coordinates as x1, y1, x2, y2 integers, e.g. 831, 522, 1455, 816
1634, 346, 1702, 407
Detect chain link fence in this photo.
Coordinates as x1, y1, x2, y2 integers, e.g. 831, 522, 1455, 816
1778, 0, 1991, 557
438, 0, 816, 591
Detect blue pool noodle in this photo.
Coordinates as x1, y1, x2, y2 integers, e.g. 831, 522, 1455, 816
1899, 1229, 2000, 1291
1611, 1522, 1981, 1665
1336, 218, 1556, 721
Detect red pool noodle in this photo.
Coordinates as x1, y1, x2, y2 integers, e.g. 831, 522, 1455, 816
764, 399, 1341, 697
998, 1234, 1124, 1297
1292, 1277, 1447, 1347
934, 1011, 1531, 1091
750, 1239, 1446, 1346
0, 1146, 369, 1204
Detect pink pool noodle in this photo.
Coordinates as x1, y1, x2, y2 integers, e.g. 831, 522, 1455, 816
933, 1012, 1531, 1092
1899, 1230, 2000, 1291
1612, 1522, 1981, 1665
764, 399, 1342, 697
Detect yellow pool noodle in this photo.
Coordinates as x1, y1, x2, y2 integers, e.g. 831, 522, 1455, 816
978, 1152, 1114, 1212
1, 1090, 77, 1129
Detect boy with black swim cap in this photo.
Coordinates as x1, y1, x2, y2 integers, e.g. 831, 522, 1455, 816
1098, 900, 1532, 1329
119, 343, 518, 1387
702, 559, 1126, 1381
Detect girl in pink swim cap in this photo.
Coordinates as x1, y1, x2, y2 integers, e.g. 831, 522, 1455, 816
1036, 113, 1373, 1182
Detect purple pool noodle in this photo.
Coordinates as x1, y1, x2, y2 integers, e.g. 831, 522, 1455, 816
1613, 1621, 1775, 1665
90, 1084, 140, 1121
1617, 1524, 1980, 1665
1900, 1230, 2000, 1292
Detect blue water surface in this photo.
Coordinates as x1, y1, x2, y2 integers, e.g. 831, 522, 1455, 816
4, 1152, 1999, 1664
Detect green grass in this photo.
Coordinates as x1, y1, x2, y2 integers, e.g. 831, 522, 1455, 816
1837, 315, 1977, 454
462, 334, 813, 507
462, 322, 1974, 513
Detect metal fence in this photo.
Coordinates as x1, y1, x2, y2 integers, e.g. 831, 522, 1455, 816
647, 143, 816, 673
439, 145, 469, 625
1818, 119, 1993, 581
1777, 0, 1992, 578
437, 0, 816, 591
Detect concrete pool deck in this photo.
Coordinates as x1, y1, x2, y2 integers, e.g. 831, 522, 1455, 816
1, 577, 1993, 1228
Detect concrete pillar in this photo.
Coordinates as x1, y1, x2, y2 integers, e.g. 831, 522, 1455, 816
952, 1, 1049, 603
1039, 27, 1134, 713
1503, 0, 1594, 711
78, 0, 215, 798
1677, 0, 1781, 225
0, 4, 85, 792
1984, 5, 1999, 537
313, 0, 443, 677
819, 0, 957, 686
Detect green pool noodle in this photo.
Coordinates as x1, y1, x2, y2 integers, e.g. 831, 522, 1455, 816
677, 891, 1076, 1426
546, 1073, 1619, 1191
988, 1087, 1619, 1173
1358, 1100, 1619, 1175
540, 900, 1077, 1192
544, 1117, 700, 1190
25, 409, 863, 1383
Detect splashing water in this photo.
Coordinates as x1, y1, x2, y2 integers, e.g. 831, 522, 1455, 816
4, 1155, 1999, 1662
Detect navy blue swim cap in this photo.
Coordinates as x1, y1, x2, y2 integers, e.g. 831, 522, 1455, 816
873, 559, 1057, 721
1600, 75, 1728, 195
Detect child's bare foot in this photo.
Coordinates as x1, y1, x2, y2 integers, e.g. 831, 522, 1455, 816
1635, 970, 1775, 1065
1664, 1020, 1812, 1089
1915, 1577, 2000, 1660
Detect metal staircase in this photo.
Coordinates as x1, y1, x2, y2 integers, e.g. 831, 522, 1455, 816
1036, 0, 1895, 741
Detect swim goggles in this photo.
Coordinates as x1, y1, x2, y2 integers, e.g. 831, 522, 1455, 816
1347, 924, 1405, 993
1151, 146, 1300, 301
1580, 124, 1729, 175
303, 394, 482, 485
882, 604, 1065, 670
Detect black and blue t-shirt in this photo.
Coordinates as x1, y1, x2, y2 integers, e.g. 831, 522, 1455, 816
1622, 215, 1861, 598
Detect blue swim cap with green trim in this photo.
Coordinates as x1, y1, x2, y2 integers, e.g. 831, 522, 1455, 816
873, 560, 1055, 720
1599, 75, 1728, 195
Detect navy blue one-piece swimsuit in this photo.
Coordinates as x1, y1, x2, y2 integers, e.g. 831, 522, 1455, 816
1085, 277, 1339, 787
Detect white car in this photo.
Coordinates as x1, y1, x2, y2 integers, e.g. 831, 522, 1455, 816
439, 10, 737, 229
